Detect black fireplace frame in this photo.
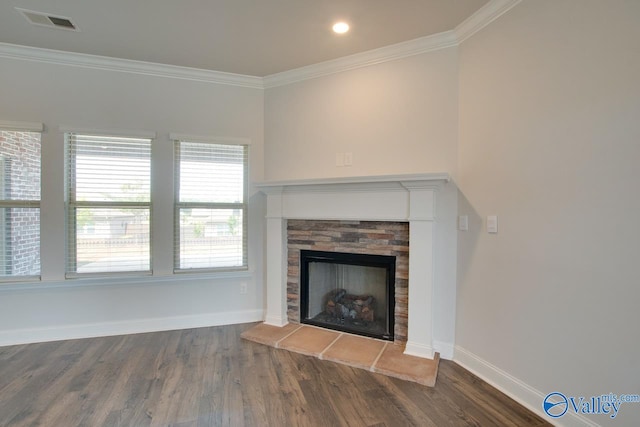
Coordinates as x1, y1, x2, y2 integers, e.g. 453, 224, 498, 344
299, 249, 396, 341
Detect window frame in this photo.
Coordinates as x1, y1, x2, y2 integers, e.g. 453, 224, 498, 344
64, 130, 155, 278
0, 121, 43, 282
173, 136, 249, 273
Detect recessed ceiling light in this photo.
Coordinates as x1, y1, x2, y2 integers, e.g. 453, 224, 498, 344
332, 22, 349, 34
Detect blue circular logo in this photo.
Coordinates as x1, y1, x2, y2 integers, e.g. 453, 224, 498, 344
543, 392, 568, 418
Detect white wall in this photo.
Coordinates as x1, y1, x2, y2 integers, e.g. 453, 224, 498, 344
0, 56, 265, 344
264, 49, 460, 357
265, 48, 458, 181
457, 1, 640, 425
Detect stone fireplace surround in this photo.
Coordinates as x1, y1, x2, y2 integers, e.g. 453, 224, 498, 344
257, 173, 450, 360
288, 220, 408, 342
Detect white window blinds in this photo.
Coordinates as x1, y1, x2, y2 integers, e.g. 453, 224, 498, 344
0, 129, 41, 279
174, 140, 248, 271
66, 133, 152, 276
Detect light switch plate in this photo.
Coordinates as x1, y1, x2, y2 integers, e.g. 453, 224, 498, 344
487, 215, 498, 233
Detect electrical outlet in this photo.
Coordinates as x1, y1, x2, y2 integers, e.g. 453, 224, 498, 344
458, 215, 468, 231
240, 283, 248, 294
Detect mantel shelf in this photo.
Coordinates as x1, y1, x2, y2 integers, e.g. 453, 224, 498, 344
255, 173, 450, 190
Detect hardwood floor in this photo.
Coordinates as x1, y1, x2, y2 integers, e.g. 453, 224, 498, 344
0, 323, 551, 426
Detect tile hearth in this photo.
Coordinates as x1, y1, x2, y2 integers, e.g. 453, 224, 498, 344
241, 323, 439, 387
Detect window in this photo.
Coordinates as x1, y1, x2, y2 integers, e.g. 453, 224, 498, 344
66, 133, 152, 276
174, 139, 248, 271
0, 127, 41, 279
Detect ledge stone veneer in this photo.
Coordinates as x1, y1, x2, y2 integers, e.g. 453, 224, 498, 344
286, 220, 409, 343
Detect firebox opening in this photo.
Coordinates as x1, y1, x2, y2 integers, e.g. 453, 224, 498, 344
300, 250, 395, 341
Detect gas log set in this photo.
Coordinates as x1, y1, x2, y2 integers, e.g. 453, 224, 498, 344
325, 289, 375, 323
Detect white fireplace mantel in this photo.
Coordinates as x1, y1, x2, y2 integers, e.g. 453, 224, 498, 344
257, 173, 450, 360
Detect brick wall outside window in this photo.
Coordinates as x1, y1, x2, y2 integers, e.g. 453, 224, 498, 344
0, 131, 41, 276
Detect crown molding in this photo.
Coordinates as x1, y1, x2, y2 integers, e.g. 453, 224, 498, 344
263, 0, 522, 88
455, 0, 522, 43
263, 31, 458, 89
0, 42, 264, 89
0, 0, 521, 90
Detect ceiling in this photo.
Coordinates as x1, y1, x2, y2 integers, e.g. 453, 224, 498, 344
0, 0, 489, 77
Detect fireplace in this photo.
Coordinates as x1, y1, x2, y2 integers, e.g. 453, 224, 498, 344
258, 173, 453, 360
300, 250, 395, 341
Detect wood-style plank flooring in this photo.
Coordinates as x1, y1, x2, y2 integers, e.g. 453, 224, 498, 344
0, 323, 551, 426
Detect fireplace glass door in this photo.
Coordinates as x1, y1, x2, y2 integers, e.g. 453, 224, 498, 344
300, 250, 395, 341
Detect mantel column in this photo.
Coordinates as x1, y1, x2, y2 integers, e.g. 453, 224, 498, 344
263, 187, 288, 327
401, 181, 438, 359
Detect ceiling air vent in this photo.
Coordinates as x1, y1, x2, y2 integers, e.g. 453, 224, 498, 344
16, 8, 79, 32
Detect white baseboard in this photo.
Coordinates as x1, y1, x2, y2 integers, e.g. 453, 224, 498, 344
454, 345, 599, 427
404, 340, 435, 359
263, 314, 289, 327
434, 340, 454, 360
0, 309, 264, 347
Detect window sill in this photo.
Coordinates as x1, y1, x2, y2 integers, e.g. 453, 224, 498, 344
0, 269, 253, 293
